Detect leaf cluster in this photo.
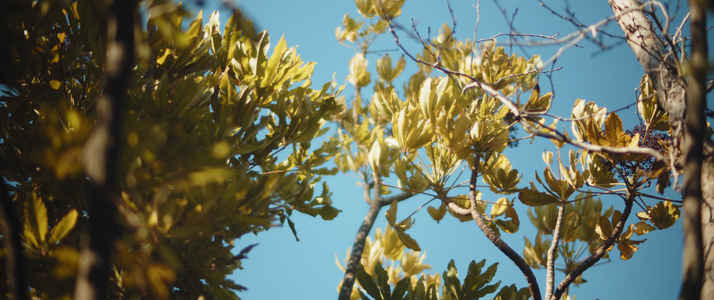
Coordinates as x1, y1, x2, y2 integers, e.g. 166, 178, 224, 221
0, 1, 341, 298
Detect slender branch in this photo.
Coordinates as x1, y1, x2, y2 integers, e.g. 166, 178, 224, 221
552, 194, 634, 300
679, 1, 706, 299
338, 201, 382, 300
469, 159, 542, 300
0, 180, 29, 300
523, 115, 668, 163
338, 173, 415, 299
379, 191, 417, 206
545, 204, 565, 300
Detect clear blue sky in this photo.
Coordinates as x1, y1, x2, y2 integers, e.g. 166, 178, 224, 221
201, 1, 686, 299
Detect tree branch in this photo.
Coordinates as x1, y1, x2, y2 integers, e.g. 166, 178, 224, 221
469, 159, 542, 300
338, 175, 415, 299
523, 116, 668, 163
338, 201, 382, 300
379, 191, 416, 206
608, 0, 686, 121
678, 1, 706, 299
552, 194, 633, 300
74, 1, 138, 299
545, 204, 565, 300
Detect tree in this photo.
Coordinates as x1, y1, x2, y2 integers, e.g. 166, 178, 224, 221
330, 0, 709, 299
0, 0, 341, 298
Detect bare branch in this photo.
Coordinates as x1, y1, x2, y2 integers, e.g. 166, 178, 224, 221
552, 194, 634, 300
337, 201, 382, 300
523, 116, 668, 163
545, 204, 565, 300
339, 172, 415, 299
469, 159, 542, 300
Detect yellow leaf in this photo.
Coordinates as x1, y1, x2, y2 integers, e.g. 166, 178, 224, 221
32, 194, 48, 244
147, 263, 176, 299
49, 209, 78, 244
490, 198, 509, 218
187, 167, 233, 186
53, 246, 80, 279
633, 221, 656, 235
386, 200, 398, 226
156, 49, 172, 65
595, 215, 612, 240
427, 203, 447, 222
23, 222, 39, 249
50, 80, 61, 89
347, 52, 371, 88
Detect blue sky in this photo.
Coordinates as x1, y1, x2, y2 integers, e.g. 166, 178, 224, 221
204, 1, 686, 299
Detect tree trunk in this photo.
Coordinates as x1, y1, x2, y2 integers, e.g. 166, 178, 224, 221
74, 0, 138, 299
607, 0, 712, 299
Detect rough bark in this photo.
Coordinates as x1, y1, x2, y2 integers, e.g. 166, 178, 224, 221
607, 0, 711, 298
74, 1, 138, 299
337, 181, 414, 300
338, 201, 381, 300
607, 0, 686, 122
469, 160, 542, 300
682, 2, 708, 299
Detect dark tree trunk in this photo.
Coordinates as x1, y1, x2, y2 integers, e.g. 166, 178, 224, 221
74, 0, 138, 299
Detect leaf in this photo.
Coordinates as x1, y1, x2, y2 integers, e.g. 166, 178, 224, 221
633, 221, 656, 235
518, 185, 559, 206
146, 263, 177, 299
392, 276, 411, 299
29, 193, 49, 244
647, 201, 680, 229
49, 209, 78, 244
427, 203, 447, 223
595, 215, 613, 240
357, 264, 382, 300
386, 200, 398, 226
490, 198, 509, 218
397, 230, 421, 251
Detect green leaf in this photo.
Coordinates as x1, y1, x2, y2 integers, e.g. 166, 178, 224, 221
392, 276, 411, 299
357, 264, 382, 300
442, 259, 461, 298
374, 262, 391, 299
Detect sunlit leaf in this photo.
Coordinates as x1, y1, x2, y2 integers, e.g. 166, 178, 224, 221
49, 209, 78, 244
